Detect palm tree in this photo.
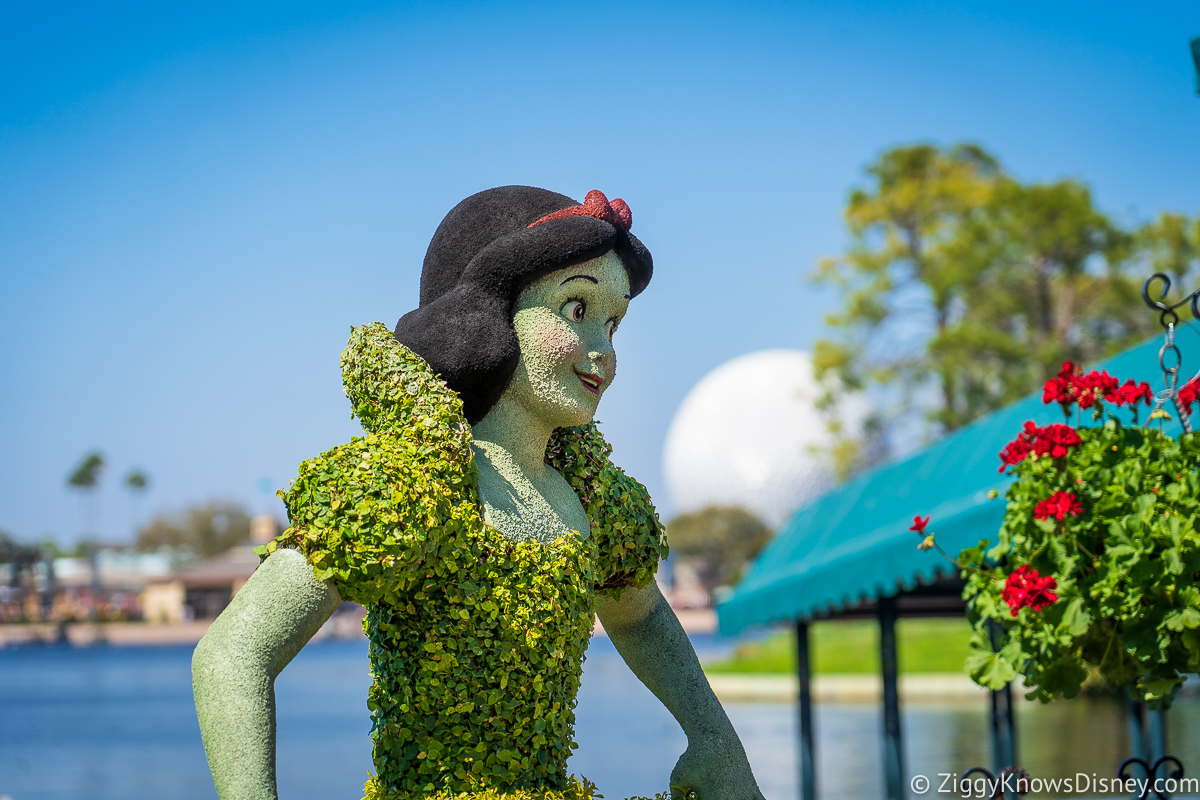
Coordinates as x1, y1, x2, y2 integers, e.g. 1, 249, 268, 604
124, 468, 150, 539
67, 451, 105, 596
67, 451, 106, 537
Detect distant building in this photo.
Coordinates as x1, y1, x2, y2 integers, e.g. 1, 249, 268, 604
140, 581, 186, 623
666, 561, 711, 610
0, 551, 175, 622
53, 551, 172, 592
173, 545, 262, 618
140, 514, 280, 621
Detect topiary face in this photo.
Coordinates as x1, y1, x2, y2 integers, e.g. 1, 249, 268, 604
503, 251, 630, 430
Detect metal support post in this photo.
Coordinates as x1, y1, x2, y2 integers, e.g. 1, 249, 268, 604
986, 621, 1017, 795
988, 684, 1018, 799
1127, 698, 1149, 763
879, 597, 905, 800
795, 619, 817, 800
1150, 709, 1167, 774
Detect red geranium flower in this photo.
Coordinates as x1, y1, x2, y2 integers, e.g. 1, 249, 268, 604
1116, 379, 1154, 408
1001, 565, 1058, 617
909, 515, 930, 534
998, 421, 1039, 472
1078, 370, 1119, 409
1041, 379, 1069, 406
1179, 378, 1199, 413
997, 439, 1035, 472
1041, 362, 1150, 414
1033, 491, 1083, 522
1036, 423, 1082, 458
998, 421, 1082, 471
1042, 362, 1080, 410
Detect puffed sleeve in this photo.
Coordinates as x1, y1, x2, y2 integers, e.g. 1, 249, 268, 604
546, 422, 669, 599
259, 323, 483, 606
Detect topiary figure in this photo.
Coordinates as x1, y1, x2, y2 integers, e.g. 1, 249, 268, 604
191, 187, 763, 800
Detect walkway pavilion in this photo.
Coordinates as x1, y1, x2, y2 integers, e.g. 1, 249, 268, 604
716, 332, 1197, 800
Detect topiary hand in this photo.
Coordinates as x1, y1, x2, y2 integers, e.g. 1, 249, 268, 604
597, 584, 764, 800
669, 732, 765, 800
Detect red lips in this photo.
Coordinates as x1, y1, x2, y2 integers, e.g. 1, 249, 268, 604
574, 369, 604, 396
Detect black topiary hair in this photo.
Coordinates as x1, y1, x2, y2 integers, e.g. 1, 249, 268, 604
394, 185, 653, 424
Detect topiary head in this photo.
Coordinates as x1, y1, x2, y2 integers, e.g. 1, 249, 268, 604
393, 186, 653, 424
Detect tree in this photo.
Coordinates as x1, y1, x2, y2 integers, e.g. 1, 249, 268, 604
0, 531, 50, 622
123, 468, 150, 539
136, 501, 251, 558
0, 530, 41, 572
124, 469, 148, 491
665, 506, 773, 593
814, 143, 1165, 456
1134, 211, 1200, 289
66, 451, 106, 538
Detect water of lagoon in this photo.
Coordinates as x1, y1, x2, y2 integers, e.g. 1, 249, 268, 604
1, 636, 1197, 800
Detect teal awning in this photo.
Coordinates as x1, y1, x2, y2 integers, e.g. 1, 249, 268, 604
717, 332, 1198, 635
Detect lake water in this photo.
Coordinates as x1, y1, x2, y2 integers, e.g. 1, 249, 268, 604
2, 636, 1199, 800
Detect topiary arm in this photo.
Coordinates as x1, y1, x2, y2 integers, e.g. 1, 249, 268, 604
596, 582, 763, 800
192, 548, 342, 800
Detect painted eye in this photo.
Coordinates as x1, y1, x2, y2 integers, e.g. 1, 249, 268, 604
562, 300, 585, 322
607, 320, 619, 340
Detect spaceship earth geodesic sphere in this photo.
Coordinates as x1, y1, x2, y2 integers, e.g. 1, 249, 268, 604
662, 349, 867, 528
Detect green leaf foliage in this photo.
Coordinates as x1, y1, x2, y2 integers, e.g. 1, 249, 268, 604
260, 323, 668, 796
546, 423, 669, 599
67, 450, 106, 489
363, 774, 677, 800
811, 144, 1200, 476
963, 417, 1200, 708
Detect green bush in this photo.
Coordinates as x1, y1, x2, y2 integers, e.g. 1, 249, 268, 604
363, 774, 677, 800
665, 507, 772, 592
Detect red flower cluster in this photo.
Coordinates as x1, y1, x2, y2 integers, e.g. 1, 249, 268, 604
997, 421, 1083, 472
1042, 361, 1151, 413
1116, 380, 1154, 407
998, 422, 1037, 469
908, 515, 930, 534
1179, 378, 1199, 414
1037, 423, 1083, 458
1001, 565, 1058, 617
1033, 491, 1083, 522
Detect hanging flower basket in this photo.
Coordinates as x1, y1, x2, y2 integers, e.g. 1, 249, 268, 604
934, 362, 1200, 708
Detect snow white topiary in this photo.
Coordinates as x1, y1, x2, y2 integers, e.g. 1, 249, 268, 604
259, 323, 667, 793
194, 186, 763, 800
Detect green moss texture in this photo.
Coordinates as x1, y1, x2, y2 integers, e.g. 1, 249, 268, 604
258, 323, 667, 796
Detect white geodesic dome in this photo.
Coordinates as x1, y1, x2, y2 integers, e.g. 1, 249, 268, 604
662, 349, 869, 528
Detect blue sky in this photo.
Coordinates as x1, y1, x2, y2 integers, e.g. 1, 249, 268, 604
2, 1, 1198, 545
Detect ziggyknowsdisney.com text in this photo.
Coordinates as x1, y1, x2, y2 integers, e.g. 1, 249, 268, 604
909, 772, 1195, 797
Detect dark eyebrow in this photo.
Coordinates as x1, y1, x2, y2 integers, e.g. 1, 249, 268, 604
559, 274, 599, 286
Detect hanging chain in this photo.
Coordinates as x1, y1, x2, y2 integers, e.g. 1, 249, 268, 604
1142, 273, 1199, 433
1156, 323, 1193, 433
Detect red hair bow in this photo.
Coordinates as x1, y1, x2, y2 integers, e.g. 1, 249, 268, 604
528, 190, 632, 230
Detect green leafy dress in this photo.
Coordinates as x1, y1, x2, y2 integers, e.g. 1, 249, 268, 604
257, 323, 668, 798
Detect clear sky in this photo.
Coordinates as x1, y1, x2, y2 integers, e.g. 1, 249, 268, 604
2, 1, 1198, 545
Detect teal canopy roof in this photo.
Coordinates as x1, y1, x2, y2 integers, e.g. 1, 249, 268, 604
717, 332, 1199, 635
